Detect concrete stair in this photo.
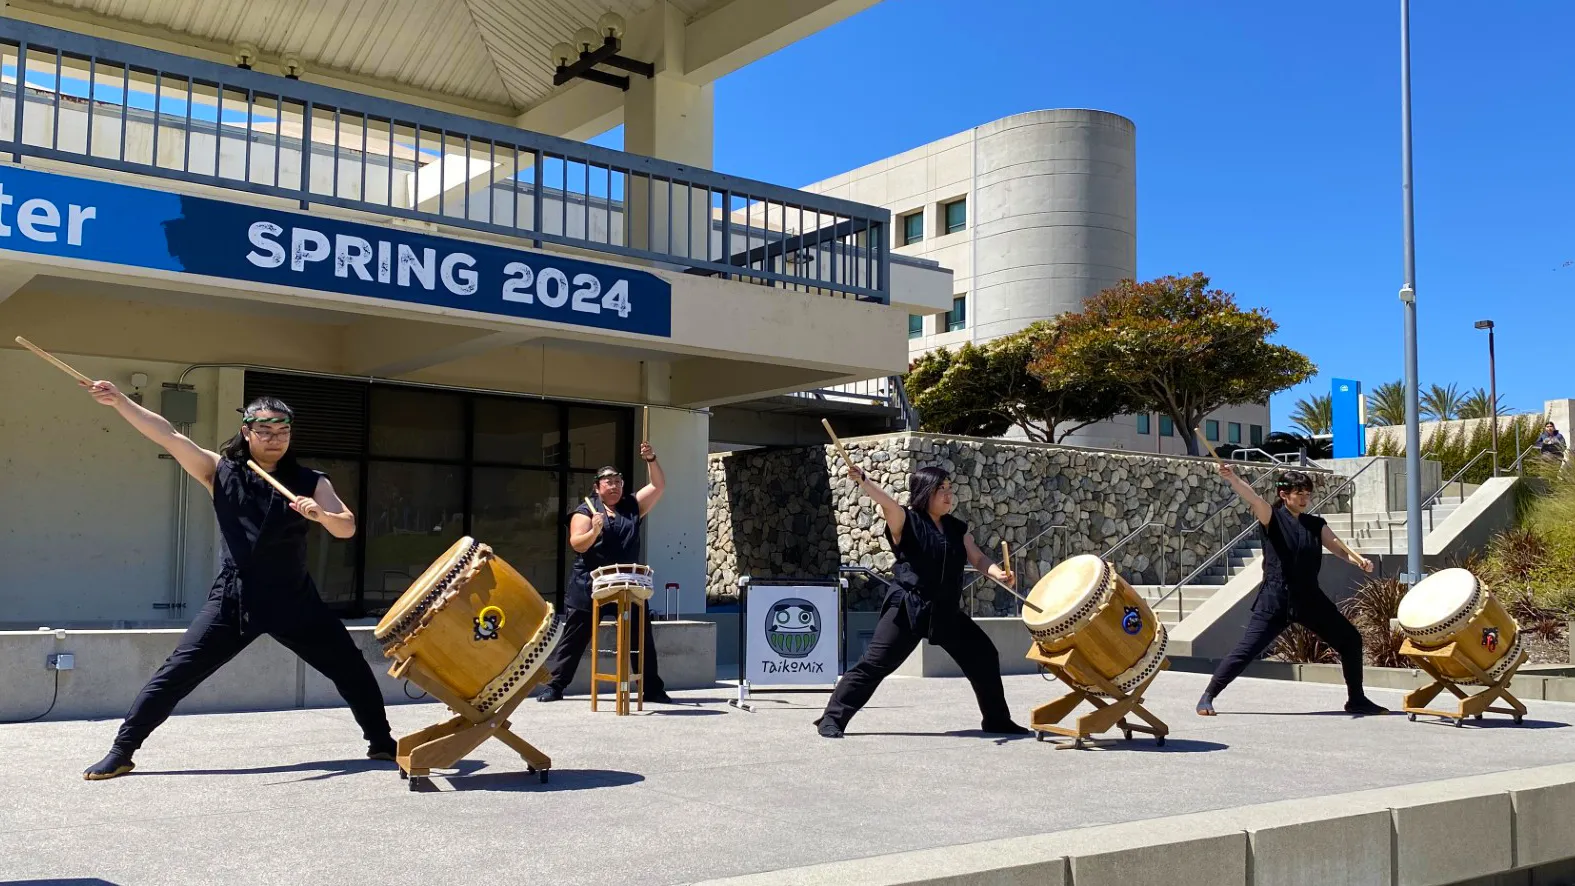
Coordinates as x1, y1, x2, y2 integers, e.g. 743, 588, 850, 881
1137, 538, 1263, 627
1320, 491, 1469, 555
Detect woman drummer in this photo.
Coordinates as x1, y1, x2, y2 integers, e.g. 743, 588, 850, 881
815, 464, 1030, 738
1196, 466, 1387, 717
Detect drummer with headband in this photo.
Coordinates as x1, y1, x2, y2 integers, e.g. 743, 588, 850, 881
814, 464, 1030, 738
1196, 467, 1387, 717
536, 442, 673, 704
78, 385, 396, 780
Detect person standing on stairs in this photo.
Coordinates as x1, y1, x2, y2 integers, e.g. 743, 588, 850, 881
1196, 467, 1388, 717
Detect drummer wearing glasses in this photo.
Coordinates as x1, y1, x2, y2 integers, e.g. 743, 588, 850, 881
1196, 467, 1387, 717
815, 465, 1031, 738
535, 443, 673, 704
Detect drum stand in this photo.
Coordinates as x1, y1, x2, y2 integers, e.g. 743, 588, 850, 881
590, 589, 646, 715
389, 655, 552, 790
1025, 644, 1169, 749
1400, 639, 1528, 727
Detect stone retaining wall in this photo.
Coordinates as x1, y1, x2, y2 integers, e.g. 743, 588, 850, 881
707, 433, 1343, 613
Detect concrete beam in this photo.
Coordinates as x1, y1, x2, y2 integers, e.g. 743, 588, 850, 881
515, 81, 625, 142
340, 318, 534, 377
669, 357, 844, 408
0, 261, 38, 305
683, 0, 881, 84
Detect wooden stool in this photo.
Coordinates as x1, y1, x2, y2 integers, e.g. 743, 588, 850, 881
1025, 643, 1169, 749
1401, 639, 1528, 727
591, 589, 647, 715
389, 655, 551, 790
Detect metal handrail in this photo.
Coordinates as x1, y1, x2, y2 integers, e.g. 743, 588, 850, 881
0, 17, 890, 302
1100, 466, 1287, 584
958, 523, 1072, 614
1153, 457, 1379, 619
1229, 447, 1300, 464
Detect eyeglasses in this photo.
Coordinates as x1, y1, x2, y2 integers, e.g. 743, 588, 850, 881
248, 427, 293, 442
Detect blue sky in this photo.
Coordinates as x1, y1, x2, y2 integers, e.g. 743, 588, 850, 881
604, 0, 1575, 430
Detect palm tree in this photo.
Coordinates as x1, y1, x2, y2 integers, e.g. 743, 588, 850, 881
1366, 380, 1407, 426
1459, 387, 1510, 419
1421, 382, 1465, 421
1290, 393, 1332, 435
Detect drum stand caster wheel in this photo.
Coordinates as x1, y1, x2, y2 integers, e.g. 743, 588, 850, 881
1408, 713, 1417, 722
1035, 732, 1046, 743
1513, 714, 1524, 725
528, 765, 549, 784
1154, 737, 1165, 747
1474, 713, 1484, 721
1121, 729, 1133, 741
1071, 738, 1086, 750
408, 776, 431, 792
399, 770, 408, 780
1453, 718, 1465, 728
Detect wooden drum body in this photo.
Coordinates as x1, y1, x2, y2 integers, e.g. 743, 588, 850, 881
1022, 554, 1168, 696
373, 537, 562, 716
591, 563, 655, 603
1397, 567, 1521, 686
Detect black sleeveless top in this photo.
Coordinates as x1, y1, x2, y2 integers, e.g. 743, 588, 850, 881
212, 458, 326, 624
884, 506, 969, 635
565, 494, 642, 610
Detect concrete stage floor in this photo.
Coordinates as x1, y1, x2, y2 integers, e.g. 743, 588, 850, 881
2, 671, 1572, 886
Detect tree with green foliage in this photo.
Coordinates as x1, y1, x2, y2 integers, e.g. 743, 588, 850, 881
904, 321, 1143, 443
1366, 380, 1407, 426
1290, 393, 1333, 435
1028, 273, 1316, 456
1370, 413, 1545, 484
1421, 382, 1465, 421
1459, 387, 1511, 419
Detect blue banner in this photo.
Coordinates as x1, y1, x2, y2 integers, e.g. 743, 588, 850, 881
1331, 377, 1364, 458
0, 164, 672, 337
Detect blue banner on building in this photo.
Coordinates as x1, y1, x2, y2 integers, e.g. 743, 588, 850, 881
1331, 377, 1365, 458
0, 164, 673, 337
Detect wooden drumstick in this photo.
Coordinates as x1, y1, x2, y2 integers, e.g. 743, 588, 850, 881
15, 336, 92, 384
641, 406, 649, 444
821, 418, 857, 472
247, 459, 300, 504
1001, 541, 1011, 578
1193, 426, 1223, 462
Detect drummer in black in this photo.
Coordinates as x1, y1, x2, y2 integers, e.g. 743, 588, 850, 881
80, 384, 396, 780
1196, 466, 1388, 717
535, 443, 672, 704
815, 464, 1030, 738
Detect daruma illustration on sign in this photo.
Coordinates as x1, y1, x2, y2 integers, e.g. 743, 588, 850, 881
765, 598, 821, 657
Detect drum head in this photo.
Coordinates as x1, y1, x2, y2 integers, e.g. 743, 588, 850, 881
1024, 555, 1107, 629
1397, 567, 1479, 633
374, 536, 474, 639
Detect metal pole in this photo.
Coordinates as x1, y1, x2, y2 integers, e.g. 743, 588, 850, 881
1399, 0, 1425, 586
1487, 326, 1499, 476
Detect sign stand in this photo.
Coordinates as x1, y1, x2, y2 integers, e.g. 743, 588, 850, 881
728, 575, 847, 713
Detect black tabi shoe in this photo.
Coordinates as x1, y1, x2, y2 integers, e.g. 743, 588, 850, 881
534, 685, 564, 702
83, 751, 135, 781
982, 720, 1032, 736
367, 739, 398, 761
644, 690, 674, 705
1196, 693, 1217, 717
817, 720, 845, 739
1344, 697, 1389, 716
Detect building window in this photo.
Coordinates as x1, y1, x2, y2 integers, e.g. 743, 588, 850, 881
908, 313, 923, 339
943, 199, 966, 234
1205, 420, 1220, 442
902, 211, 924, 245
1250, 424, 1264, 446
1159, 416, 1174, 437
1135, 414, 1151, 435
945, 295, 966, 332
1228, 422, 1242, 444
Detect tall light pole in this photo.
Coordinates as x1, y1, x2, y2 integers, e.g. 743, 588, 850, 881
1475, 319, 1498, 476
1399, 0, 1424, 585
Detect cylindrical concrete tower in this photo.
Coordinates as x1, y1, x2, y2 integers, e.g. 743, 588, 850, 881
971, 109, 1136, 341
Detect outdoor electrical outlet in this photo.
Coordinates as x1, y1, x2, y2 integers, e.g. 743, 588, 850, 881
47, 653, 75, 671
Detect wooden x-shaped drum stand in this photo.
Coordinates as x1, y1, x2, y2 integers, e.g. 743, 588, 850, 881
1400, 639, 1527, 727
1025, 644, 1169, 749
390, 655, 552, 790
590, 589, 646, 715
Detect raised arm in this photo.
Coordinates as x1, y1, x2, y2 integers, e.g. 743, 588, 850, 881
1320, 525, 1374, 573
291, 475, 356, 540
84, 380, 219, 493
1218, 462, 1272, 526
634, 442, 665, 516
849, 464, 906, 545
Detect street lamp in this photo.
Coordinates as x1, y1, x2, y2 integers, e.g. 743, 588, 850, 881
1475, 319, 1498, 476
1398, 0, 1424, 585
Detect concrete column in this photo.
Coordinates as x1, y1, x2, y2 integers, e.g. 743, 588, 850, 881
623, 5, 715, 262
642, 406, 709, 618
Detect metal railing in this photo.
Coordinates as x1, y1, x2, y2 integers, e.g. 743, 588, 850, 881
958, 523, 1072, 616
0, 17, 890, 303
1100, 466, 1286, 586
789, 375, 920, 430
1229, 446, 1305, 465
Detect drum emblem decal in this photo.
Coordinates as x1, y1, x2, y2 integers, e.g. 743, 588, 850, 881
1481, 627, 1500, 653
766, 598, 821, 657
474, 605, 505, 641
1122, 607, 1143, 636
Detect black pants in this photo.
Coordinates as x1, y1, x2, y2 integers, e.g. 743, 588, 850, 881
543, 603, 666, 695
111, 592, 392, 755
1205, 588, 1366, 700
818, 601, 1013, 731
